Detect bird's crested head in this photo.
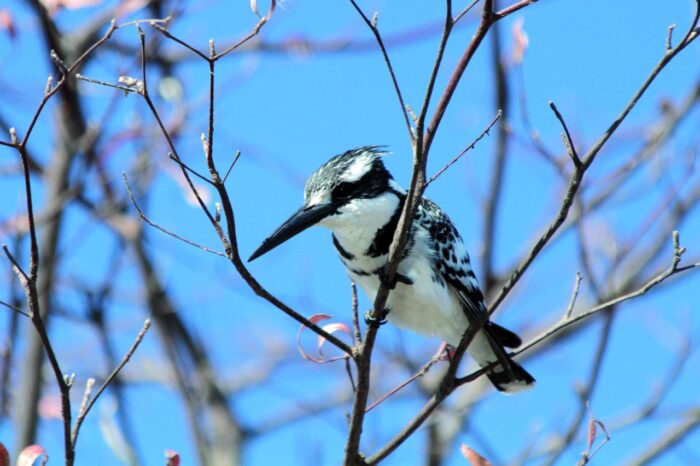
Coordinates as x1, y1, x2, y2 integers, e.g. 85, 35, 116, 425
303, 146, 393, 208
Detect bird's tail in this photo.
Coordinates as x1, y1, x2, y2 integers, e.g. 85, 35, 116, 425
485, 357, 535, 393
477, 322, 535, 394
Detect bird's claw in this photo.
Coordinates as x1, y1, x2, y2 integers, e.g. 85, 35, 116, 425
364, 308, 390, 328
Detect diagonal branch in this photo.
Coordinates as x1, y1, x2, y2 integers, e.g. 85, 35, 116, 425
487, 18, 700, 314
70, 319, 151, 448
348, 1, 414, 141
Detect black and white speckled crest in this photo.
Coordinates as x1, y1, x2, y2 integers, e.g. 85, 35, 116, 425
304, 146, 392, 202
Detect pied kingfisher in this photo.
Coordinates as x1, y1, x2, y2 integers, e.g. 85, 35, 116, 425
249, 147, 534, 393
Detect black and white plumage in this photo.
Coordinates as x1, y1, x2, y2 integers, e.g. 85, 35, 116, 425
249, 146, 534, 393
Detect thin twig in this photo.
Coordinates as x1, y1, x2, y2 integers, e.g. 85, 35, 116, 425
150, 22, 209, 60
351, 282, 362, 346
488, 21, 700, 315
426, 110, 501, 186
666, 23, 676, 51
549, 101, 581, 168
222, 150, 242, 184
214, 14, 271, 60
168, 153, 215, 186
416, 0, 454, 144
122, 173, 227, 257
545, 312, 614, 466
365, 348, 443, 413
75, 378, 95, 428
515, 233, 698, 357
70, 319, 151, 447
144, 14, 355, 356
2, 244, 29, 285
454, 0, 481, 24
564, 272, 583, 319
75, 74, 140, 94
348, 1, 414, 141
0, 300, 29, 317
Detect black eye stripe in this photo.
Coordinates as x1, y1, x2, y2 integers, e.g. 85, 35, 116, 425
334, 182, 354, 195
333, 160, 392, 202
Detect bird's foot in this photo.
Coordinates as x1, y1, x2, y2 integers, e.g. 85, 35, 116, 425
440, 344, 457, 362
375, 265, 413, 290
364, 308, 390, 328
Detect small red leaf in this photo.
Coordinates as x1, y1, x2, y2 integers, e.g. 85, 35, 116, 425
115, 0, 148, 17
297, 314, 349, 363
251, 0, 275, 19
0, 442, 9, 466
40, 0, 101, 15
595, 419, 610, 441
586, 416, 597, 452
460, 445, 492, 466
38, 394, 62, 420
17, 445, 48, 466
318, 322, 350, 356
511, 17, 529, 64
164, 449, 180, 466
0, 9, 16, 39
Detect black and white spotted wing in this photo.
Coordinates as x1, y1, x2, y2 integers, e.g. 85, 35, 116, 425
416, 198, 522, 349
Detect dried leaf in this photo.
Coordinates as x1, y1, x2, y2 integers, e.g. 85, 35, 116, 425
595, 419, 610, 441
0, 213, 30, 236
115, 0, 148, 17
0, 442, 9, 466
297, 314, 349, 363
460, 445, 492, 466
165, 449, 180, 466
582, 405, 611, 463
318, 322, 351, 356
251, 0, 275, 19
586, 416, 597, 452
511, 17, 529, 64
17, 445, 48, 466
38, 393, 63, 419
0, 9, 16, 39
41, 0, 102, 15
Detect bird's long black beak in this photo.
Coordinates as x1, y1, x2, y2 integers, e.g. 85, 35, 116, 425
248, 203, 337, 262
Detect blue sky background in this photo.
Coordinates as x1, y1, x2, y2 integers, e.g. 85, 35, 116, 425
1, 0, 699, 465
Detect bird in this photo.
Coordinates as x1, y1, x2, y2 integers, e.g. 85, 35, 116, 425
249, 146, 535, 393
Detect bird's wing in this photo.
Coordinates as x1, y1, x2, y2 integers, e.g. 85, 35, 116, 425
417, 198, 487, 322
419, 199, 523, 348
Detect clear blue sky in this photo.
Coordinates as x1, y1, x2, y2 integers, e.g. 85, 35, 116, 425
1, 0, 699, 465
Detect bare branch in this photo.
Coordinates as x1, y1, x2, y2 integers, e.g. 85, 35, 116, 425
627, 409, 700, 466
75, 73, 140, 94
488, 21, 700, 314
122, 173, 227, 257
71, 319, 151, 448
666, 23, 677, 50
426, 110, 502, 186
351, 282, 362, 346
565, 272, 583, 319
348, 1, 414, 141
168, 152, 215, 186
0, 299, 29, 318
2, 244, 29, 285
549, 100, 581, 168
515, 233, 699, 356
222, 150, 242, 184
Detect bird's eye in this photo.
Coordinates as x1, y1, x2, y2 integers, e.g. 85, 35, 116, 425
333, 182, 355, 199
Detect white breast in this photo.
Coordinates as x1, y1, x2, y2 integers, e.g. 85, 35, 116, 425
328, 204, 470, 346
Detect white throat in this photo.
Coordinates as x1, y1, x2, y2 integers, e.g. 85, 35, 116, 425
319, 191, 401, 253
